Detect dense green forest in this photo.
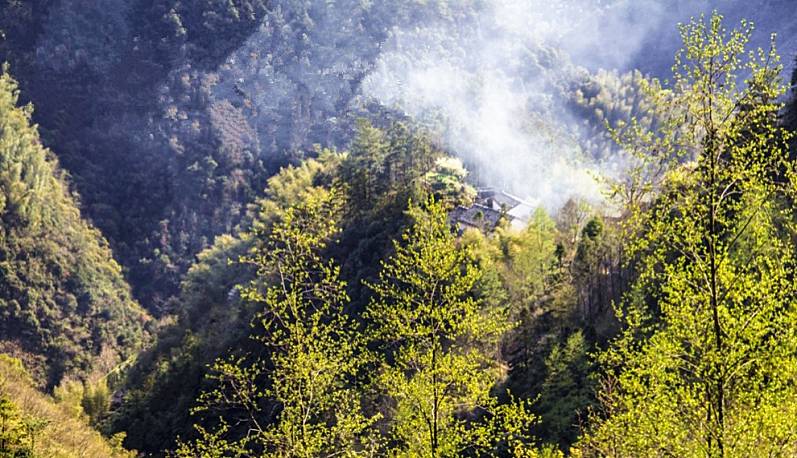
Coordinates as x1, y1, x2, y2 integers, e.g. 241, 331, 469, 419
1, 1, 797, 457
0, 69, 149, 387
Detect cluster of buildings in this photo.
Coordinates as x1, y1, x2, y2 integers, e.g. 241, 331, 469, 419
450, 188, 536, 232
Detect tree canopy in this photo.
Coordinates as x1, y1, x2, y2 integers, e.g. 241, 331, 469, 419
0, 68, 150, 386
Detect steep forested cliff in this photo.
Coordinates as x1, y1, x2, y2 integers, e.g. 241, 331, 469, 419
0, 1, 796, 457
0, 0, 480, 314
0, 70, 149, 386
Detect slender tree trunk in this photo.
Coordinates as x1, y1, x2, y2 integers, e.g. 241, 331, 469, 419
707, 130, 724, 458
431, 342, 438, 458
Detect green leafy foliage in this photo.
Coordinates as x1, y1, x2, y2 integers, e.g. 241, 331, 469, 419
365, 198, 543, 456
111, 152, 344, 453
0, 69, 150, 386
176, 187, 378, 456
0, 355, 135, 457
581, 13, 797, 457
425, 157, 477, 207
463, 204, 603, 451
111, 121, 459, 454
336, 120, 443, 309
0, 392, 33, 457
536, 331, 594, 448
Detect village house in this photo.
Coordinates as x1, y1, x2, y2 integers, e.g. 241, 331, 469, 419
450, 188, 537, 232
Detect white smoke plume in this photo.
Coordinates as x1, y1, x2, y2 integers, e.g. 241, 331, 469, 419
361, 0, 697, 209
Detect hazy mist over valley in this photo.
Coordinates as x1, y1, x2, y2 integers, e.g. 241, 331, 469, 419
0, 1, 796, 456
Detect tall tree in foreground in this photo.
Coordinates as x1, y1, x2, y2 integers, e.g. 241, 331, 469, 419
581, 13, 797, 457
176, 187, 377, 457
365, 198, 552, 457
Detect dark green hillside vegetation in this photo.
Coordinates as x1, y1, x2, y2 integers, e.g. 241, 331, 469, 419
0, 1, 796, 457
111, 150, 343, 452
0, 70, 149, 386
0, 0, 489, 315
111, 116, 625, 454
111, 123, 457, 453
171, 190, 553, 456
568, 69, 655, 161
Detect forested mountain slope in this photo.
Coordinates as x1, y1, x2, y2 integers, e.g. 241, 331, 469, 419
0, 70, 149, 387
2, 0, 792, 317
0, 355, 133, 457
111, 124, 455, 452
111, 14, 797, 455
0, 0, 473, 314
0, 1, 796, 457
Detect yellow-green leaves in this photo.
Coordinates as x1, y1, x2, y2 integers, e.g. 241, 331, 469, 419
179, 187, 378, 457
582, 12, 797, 458
366, 198, 541, 457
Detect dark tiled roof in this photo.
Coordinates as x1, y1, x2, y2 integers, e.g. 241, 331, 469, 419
450, 203, 502, 231
477, 188, 527, 211
452, 189, 537, 233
